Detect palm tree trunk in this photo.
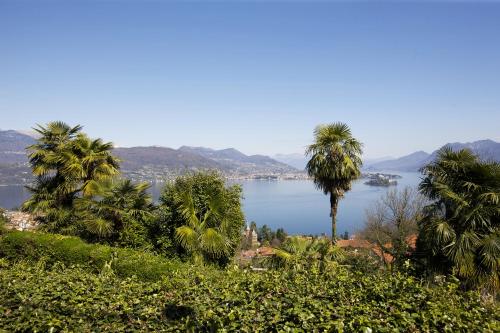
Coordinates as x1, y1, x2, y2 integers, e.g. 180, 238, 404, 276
330, 193, 339, 244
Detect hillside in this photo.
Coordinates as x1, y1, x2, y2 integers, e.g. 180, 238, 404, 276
0, 130, 300, 183
273, 153, 308, 170
367, 140, 500, 171
0, 130, 36, 164
179, 146, 297, 174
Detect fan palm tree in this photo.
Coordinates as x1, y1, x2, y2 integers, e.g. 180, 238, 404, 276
174, 189, 233, 265
306, 123, 363, 242
75, 179, 154, 245
266, 236, 344, 272
418, 148, 500, 291
23, 121, 120, 234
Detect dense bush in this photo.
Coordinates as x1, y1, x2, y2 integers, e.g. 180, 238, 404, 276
0, 231, 185, 281
152, 171, 245, 266
0, 259, 498, 332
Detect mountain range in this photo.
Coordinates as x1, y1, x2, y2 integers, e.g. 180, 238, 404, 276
365, 140, 500, 172
1, 129, 499, 183
0, 130, 298, 184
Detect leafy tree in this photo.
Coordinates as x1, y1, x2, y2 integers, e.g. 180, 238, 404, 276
306, 123, 363, 242
257, 224, 274, 243
22, 121, 120, 234
275, 228, 288, 243
361, 187, 426, 269
417, 148, 500, 291
154, 171, 245, 266
249, 221, 257, 232
75, 179, 154, 248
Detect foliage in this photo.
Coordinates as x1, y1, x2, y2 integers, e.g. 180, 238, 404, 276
306, 122, 363, 240
266, 236, 344, 272
417, 148, 500, 291
257, 224, 287, 246
153, 171, 245, 266
340, 248, 383, 275
361, 186, 426, 269
0, 230, 183, 281
22, 121, 120, 235
0, 208, 6, 233
74, 179, 155, 248
0, 259, 498, 332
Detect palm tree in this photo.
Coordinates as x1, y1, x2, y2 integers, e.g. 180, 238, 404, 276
418, 148, 500, 291
75, 179, 154, 246
174, 189, 233, 265
22, 121, 120, 234
266, 236, 344, 272
306, 123, 363, 242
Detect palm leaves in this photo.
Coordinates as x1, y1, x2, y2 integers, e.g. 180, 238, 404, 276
306, 123, 363, 241
266, 236, 344, 272
418, 148, 500, 291
22, 121, 120, 235
75, 179, 154, 245
174, 188, 233, 265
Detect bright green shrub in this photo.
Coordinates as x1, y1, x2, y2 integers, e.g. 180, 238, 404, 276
0, 260, 498, 332
0, 231, 185, 281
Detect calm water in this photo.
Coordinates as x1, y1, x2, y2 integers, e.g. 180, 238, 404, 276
0, 172, 422, 236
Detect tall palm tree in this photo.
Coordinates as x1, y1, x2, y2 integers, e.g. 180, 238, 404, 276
306, 123, 363, 242
418, 148, 500, 291
174, 189, 233, 265
23, 121, 120, 234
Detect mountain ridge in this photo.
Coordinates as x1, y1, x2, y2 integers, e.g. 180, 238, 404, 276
0, 130, 299, 183
367, 140, 500, 171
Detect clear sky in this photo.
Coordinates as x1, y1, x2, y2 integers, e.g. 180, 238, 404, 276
1, 1, 499, 158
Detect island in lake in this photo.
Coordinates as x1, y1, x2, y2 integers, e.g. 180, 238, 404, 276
362, 172, 401, 186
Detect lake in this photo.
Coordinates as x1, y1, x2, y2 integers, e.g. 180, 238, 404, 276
0, 172, 422, 236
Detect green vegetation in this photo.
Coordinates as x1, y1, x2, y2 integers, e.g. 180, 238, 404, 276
0, 208, 6, 233
417, 148, 500, 292
306, 123, 363, 241
266, 236, 343, 271
0, 231, 184, 281
152, 171, 245, 266
0, 121, 498, 330
257, 224, 287, 246
22, 121, 121, 237
1, 257, 498, 332
74, 179, 155, 248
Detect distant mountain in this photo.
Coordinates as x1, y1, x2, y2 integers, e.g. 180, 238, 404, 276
362, 156, 394, 168
272, 154, 397, 170
179, 146, 297, 174
113, 146, 222, 171
0, 130, 36, 164
368, 140, 500, 172
273, 153, 308, 170
426, 140, 500, 164
366, 151, 431, 172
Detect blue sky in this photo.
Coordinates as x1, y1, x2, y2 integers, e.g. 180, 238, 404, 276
1, 1, 499, 158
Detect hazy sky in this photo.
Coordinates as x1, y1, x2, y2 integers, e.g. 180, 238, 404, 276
1, 1, 499, 158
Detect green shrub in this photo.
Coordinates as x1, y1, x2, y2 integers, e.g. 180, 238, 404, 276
0, 208, 7, 233
0, 230, 185, 281
0, 261, 498, 332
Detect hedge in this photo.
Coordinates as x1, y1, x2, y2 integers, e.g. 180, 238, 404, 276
0, 230, 187, 281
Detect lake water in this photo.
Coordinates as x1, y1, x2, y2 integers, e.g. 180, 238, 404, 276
0, 172, 422, 236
